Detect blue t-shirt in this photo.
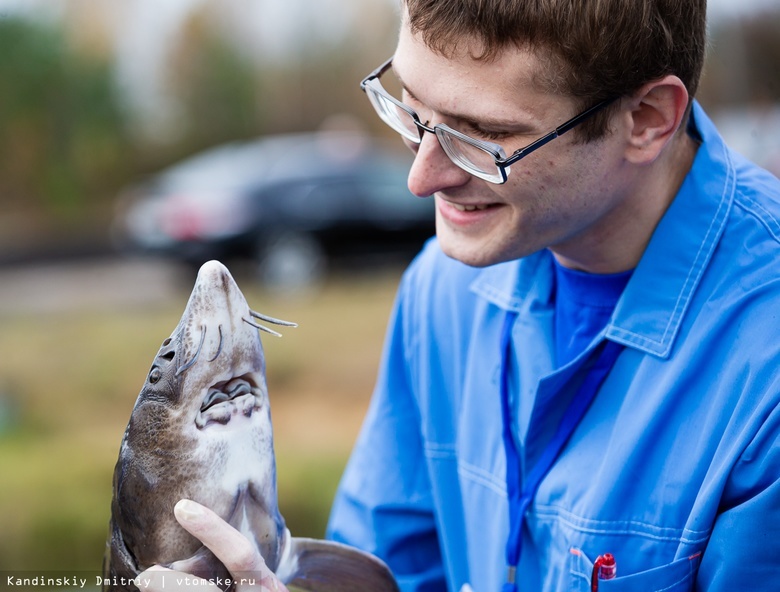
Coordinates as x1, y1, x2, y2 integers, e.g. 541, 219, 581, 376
553, 260, 633, 368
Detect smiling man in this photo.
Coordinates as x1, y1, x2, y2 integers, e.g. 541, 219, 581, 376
144, 1, 780, 591
400, 46, 692, 272
326, 1, 780, 591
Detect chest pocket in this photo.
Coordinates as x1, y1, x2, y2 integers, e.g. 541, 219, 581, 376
569, 548, 701, 592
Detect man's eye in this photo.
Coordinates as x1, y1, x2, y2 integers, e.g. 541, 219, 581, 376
402, 91, 424, 110
482, 130, 512, 142
469, 126, 511, 142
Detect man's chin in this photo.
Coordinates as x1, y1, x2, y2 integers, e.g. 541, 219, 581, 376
437, 237, 503, 268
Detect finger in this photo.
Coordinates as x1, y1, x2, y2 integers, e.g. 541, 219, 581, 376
173, 499, 267, 573
138, 565, 222, 592
172, 499, 287, 590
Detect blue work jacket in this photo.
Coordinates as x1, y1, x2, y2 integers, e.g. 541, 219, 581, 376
327, 102, 780, 591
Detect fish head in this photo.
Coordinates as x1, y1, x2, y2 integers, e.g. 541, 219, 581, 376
108, 260, 293, 580
169, 259, 271, 429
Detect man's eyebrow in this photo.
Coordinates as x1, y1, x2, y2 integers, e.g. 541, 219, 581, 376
392, 66, 424, 106
393, 66, 533, 131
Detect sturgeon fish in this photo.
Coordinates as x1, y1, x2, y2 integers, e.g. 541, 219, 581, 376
104, 260, 399, 592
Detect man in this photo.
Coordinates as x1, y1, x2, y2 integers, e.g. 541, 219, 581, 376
143, 0, 780, 590
328, 0, 780, 590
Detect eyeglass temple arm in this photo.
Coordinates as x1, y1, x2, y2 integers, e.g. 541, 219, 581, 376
361, 57, 394, 90
500, 97, 617, 167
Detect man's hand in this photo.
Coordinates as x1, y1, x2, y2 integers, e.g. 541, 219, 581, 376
138, 499, 289, 592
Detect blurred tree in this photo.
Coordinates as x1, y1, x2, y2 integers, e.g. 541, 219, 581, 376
163, 0, 402, 147
165, 7, 267, 151
740, 11, 780, 103
0, 17, 131, 222
700, 9, 780, 107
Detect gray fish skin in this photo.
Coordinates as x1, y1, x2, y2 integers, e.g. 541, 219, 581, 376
104, 260, 399, 592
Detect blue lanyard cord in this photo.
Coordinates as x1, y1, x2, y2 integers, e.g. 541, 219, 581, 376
499, 311, 623, 592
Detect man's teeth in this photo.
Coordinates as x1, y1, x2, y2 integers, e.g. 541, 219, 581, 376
451, 203, 490, 212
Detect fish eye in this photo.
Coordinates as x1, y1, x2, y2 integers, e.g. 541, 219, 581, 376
149, 367, 162, 384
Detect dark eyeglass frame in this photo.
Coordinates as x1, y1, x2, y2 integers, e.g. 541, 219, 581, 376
360, 56, 618, 184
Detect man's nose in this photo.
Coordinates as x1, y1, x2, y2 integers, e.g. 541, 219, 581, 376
406, 132, 471, 197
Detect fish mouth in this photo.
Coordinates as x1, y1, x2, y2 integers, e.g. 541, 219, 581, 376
196, 376, 261, 428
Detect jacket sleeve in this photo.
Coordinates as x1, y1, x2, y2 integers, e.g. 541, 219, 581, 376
326, 273, 447, 592
696, 388, 780, 591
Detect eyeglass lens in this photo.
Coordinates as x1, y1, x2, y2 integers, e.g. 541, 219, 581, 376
438, 132, 504, 179
364, 66, 506, 183
365, 87, 420, 143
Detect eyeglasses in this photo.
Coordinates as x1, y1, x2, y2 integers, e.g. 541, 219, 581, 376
360, 56, 617, 184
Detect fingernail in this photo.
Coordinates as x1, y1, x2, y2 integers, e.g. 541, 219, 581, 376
174, 499, 204, 522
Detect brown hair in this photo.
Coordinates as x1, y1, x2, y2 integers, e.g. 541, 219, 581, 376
403, 0, 707, 141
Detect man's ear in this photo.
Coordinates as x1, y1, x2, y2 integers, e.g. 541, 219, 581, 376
623, 76, 690, 165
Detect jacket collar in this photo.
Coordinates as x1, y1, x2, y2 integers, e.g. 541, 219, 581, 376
471, 101, 735, 358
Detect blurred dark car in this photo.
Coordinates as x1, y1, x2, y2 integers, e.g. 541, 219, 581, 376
112, 131, 435, 289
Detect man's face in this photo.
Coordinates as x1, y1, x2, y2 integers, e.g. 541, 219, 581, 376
393, 24, 636, 270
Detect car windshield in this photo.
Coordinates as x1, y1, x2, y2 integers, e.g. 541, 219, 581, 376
157, 143, 276, 192
155, 132, 380, 194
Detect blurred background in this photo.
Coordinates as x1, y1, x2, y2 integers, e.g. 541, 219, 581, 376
0, 0, 778, 587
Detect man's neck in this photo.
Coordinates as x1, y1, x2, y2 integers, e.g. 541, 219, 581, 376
552, 131, 699, 274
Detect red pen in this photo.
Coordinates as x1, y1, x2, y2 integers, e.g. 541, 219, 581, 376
590, 553, 616, 591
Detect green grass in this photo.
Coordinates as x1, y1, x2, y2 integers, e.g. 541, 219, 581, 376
0, 266, 402, 574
